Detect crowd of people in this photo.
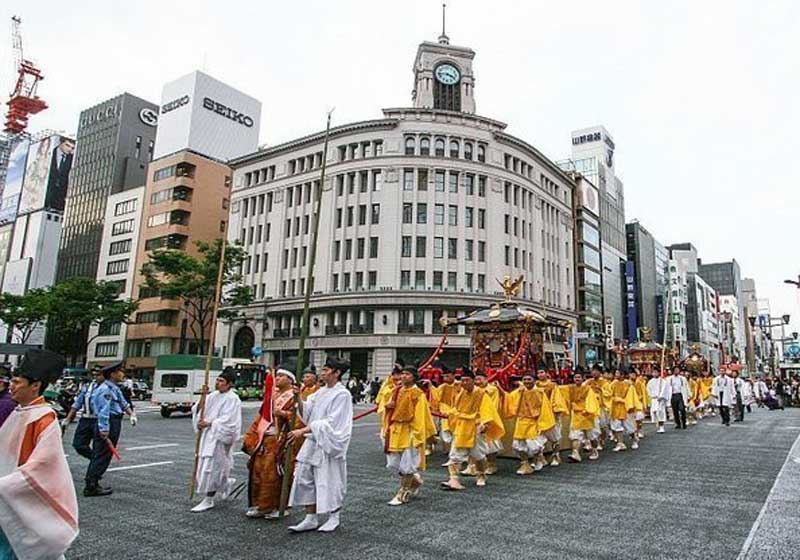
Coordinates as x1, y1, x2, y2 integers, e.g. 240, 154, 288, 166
0, 348, 793, 557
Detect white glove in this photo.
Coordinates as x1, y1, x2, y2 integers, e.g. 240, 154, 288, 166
130, 414, 138, 427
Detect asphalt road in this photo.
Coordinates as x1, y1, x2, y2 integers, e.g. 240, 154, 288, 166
62, 401, 800, 560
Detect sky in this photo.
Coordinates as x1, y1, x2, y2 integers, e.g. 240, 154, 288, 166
3, 0, 800, 335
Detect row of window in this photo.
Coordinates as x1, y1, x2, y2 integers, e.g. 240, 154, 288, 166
336, 140, 384, 162
241, 192, 274, 218
400, 236, 486, 261
243, 165, 277, 188
114, 198, 137, 217
403, 136, 486, 162
332, 237, 380, 261
288, 151, 324, 176
401, 168, 487, 196
152, 162, 195, 182
241, 223, 271, 246
106, 259, 129, 275
109, 238, 132, 256
333, 204, 381, 229
286, 181, 319, 206
148, 209, 189, 228
151, 185, 192, 205
333, 170, 383, 195
401, 203, 486, 228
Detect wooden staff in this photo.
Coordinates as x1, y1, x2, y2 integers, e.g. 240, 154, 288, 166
190, 238, 228, 499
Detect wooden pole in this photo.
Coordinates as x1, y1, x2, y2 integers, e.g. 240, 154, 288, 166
278, 110, 334, 515
190, 236, 228, 499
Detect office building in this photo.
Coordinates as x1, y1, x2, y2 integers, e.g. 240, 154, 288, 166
217, 33, 578, 375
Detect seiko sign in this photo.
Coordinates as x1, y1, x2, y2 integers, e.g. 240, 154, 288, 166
161, 95, 190, 114
202, 97, 254, 128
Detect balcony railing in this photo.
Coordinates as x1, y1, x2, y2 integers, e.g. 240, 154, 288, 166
349, 324, 375, 335
325, 325, 347, 335
273, 329, 290, 339
398, 324, 424, 334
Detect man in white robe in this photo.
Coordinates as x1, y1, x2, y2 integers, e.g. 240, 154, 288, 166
646, 372, 671, 433
287, 356, 353, 533
754, 378, 769, 407
191, 369, 242, 512
0, 349, 78, 560
711, 368, 735, 426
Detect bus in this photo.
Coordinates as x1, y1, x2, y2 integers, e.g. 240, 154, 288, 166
223, 358, 268, 400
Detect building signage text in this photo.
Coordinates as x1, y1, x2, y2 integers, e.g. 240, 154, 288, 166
202, 97, 254, 128
162, 95, 190, 114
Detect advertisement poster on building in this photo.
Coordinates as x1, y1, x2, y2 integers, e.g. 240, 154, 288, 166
625, 261, 638, 342
579, 181, 600, 216
17, 134, 74, 215
0, 139, 30, 224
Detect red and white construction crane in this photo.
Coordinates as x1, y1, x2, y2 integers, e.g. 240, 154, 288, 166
4, 16, 47, 134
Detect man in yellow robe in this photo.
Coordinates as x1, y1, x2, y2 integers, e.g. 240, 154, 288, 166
566, 371, 601, 462
535, 367, 568, 467
465, 371, 504, 475
376, 365, 403, 439
699, 370, 715, 417
584, 364, 612, 451
300, 365, 319, 400
439, 369, 504, 490
687, 372, 702, 425
383, 366, 436, 506
430, 366, 458, 461
505, 373, 555, 475
609, 370, 640, 451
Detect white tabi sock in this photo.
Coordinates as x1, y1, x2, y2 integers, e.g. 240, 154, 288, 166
317, 511, 340, 532
288, 514, 320, 532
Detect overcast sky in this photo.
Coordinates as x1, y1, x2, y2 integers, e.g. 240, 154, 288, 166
4, 0, 800, 335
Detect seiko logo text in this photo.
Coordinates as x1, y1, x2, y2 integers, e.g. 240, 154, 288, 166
161, 95, 190, 114
202, 97, 254, 128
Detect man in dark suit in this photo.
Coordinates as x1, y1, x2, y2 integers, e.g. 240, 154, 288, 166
45, 137, 75, 212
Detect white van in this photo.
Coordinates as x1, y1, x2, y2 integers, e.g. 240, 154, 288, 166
151, 355, 222, 417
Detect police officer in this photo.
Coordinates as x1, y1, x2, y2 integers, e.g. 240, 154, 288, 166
61, 366, 105, 459
84, 361, 137, 497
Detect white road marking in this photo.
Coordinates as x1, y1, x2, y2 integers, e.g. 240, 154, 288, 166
107, 461, 174, 472
737, 429, 800, 559
125, 443, 180, 451
353, 422, 380, 428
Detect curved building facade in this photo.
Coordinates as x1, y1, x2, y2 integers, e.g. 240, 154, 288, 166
218, 35, 577, 377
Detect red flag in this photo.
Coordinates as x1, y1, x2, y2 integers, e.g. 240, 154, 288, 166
107, 439, 122, 461
259, 370, 275, 425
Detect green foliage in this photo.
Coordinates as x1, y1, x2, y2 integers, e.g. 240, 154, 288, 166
0, 289, 51, 344
140, 239, 252, 353
46, 277, 139, 363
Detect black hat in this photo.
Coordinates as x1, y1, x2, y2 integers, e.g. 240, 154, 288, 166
536, 362, 547, 371
99, 361, 124, 377
574, 365, 586, 374
401, 365, 418, 378
16, 349, 66, 388
219, 367, 237, 384
460, 367, 475, 379
325, 356, 350, 374
591, 363, 603, 372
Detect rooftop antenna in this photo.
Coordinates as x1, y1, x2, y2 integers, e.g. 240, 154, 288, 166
438, 3, 449, 45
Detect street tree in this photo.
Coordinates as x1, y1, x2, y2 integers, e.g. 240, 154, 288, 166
0, 289, 51, 344
46, 277, 139, 365
140, 239, 251, 355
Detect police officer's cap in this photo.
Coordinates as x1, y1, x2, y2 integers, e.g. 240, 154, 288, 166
99, 361, 124, 377
16, 349, 66, 387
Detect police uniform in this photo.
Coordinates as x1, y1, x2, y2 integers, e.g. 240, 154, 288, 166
70, 378, 100, 460
84, 363, 129, 496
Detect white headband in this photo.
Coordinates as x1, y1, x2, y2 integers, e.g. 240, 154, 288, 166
276, 368, 296, 383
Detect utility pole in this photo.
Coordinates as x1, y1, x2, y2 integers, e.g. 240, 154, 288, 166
295, 109, 334, 379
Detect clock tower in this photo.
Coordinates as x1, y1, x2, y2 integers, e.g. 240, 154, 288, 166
412, 23, 476, 114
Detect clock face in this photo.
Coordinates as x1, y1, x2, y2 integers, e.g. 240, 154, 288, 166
435, 64, 461, 85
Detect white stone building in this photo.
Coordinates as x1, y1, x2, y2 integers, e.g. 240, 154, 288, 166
86, 186, 146, 365
217, 34, 578, 377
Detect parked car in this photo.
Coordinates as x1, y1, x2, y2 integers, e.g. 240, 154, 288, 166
131, 381, 151, 400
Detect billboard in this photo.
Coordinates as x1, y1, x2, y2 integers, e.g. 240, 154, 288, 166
625, 260, 638, 342
0, 139, 30, 224
154, 70, 261, 161
17, 135, 74, 215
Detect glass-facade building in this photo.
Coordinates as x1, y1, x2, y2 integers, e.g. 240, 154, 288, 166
56, 93, 158, 281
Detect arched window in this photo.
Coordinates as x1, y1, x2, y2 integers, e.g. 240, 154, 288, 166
420, 137, 430, 156
434, 138, 445, 157
464, 142, 473, 160
477, 144, 486, 162
404, 137, 416, 156
449, 140, 460, 158
232, 326, 255, 358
